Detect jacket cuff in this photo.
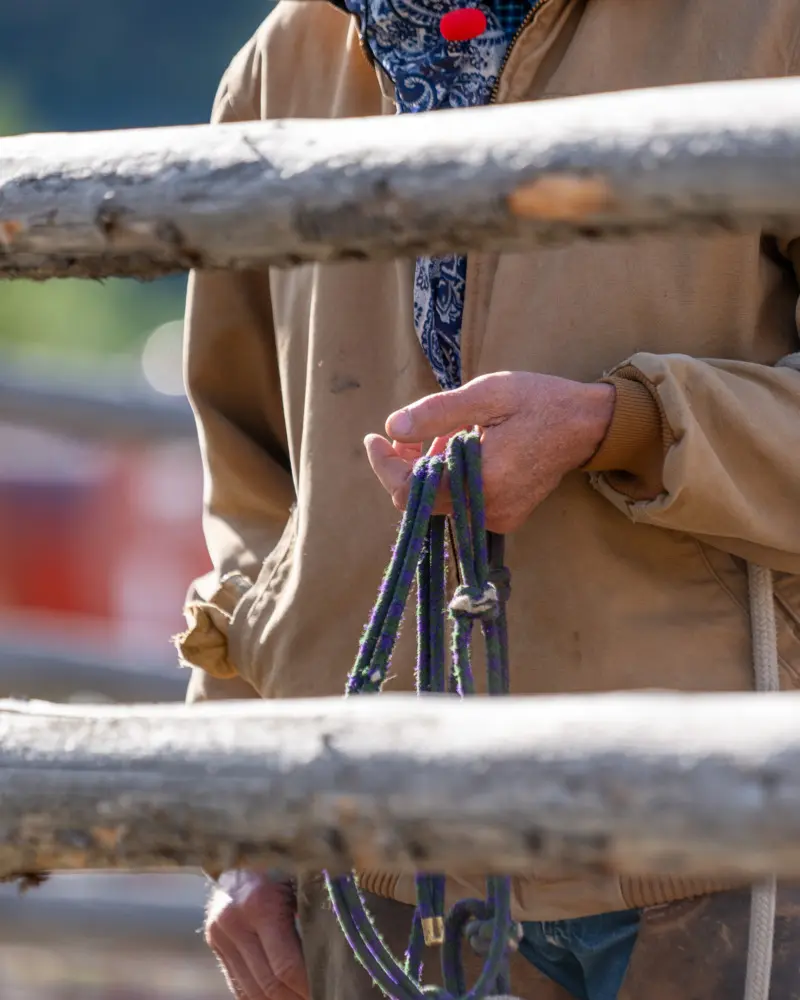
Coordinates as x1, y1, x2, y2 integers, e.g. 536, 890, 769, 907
173, 571, 252, 680
583, 365, 672, 499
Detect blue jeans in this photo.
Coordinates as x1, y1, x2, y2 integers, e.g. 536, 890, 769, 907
519, 910, 640, 1000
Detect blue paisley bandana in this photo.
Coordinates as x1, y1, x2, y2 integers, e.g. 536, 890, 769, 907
341, 0, 521, 389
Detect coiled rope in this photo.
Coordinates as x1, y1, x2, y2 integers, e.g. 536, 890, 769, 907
322, 425, 785, 1000
325, 430, 519, 1000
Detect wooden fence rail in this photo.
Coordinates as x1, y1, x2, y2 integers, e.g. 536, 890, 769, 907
0, 875, 207, 954
0, 637, 184, 703
3, 78, 800, 279
0, 360, 195, 442
2, 692, 799, 881
3, 76, 800, 903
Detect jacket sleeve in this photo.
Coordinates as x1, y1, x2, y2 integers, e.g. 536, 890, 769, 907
585, 243, 800, 574
176, 32, 295, 701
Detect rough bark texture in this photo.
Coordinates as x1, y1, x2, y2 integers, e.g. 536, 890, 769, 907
2, 692, 800, 880
3, 78, 800, 279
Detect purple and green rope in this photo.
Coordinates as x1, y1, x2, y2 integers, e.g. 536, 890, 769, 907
326, 431, 517, 1000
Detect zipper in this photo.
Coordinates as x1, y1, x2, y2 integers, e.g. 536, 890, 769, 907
335, 0, 556, 91
489, 0, 552, 103
356, 8, 377, 68
326, 0, 377, 66
337, 0, 557, 86
458, 0, 551, 385
331, 0, 553, 384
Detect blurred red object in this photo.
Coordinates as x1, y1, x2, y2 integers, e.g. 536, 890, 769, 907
0, 425, 209, 649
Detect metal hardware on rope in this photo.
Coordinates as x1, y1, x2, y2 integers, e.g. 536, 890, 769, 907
325, 431, 519, 1000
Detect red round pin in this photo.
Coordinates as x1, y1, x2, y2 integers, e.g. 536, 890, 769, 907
439, 7, 488, 42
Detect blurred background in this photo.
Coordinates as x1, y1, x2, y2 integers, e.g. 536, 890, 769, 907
0, 2, 273, 997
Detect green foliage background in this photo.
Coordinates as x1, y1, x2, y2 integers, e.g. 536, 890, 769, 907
0, 1, 271, 363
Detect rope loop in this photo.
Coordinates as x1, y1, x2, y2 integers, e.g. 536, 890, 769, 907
326, 430, 515, 1000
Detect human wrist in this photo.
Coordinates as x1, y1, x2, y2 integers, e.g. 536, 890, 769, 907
570, 381, 616, 468
580, 366, 669, 500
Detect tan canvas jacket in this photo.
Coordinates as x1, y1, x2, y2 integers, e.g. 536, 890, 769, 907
177, 0, 800, 919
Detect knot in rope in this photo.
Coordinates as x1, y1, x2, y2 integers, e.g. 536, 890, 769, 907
486, 566, 511, 606
325, 431, 515, 1000
449, 583, 499, 621
465, 918, 523, 957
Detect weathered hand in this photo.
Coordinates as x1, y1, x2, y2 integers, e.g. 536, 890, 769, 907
205, 871, 309, 1000
365, 371, 614, 534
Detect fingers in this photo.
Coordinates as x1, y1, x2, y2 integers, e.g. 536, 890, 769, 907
238, 927, 307, 1000
364, 434, 453, 514
364, 433, 413, 510
205, 876, 309, 1000
427, 430, 467, 457
207, 896, 259, 1000
392, 440, 423, 462
211, 923, 265, 1000
246, 882, 309, 1000
386, 373, 514, 443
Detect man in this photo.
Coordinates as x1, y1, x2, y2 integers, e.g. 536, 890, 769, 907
177, 0, 800, 997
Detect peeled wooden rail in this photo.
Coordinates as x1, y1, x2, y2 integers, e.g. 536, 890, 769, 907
3, 77, 800, 279
2, 692, 800, 880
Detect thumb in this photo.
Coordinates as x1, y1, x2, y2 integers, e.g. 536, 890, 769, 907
386, 375, 510, 443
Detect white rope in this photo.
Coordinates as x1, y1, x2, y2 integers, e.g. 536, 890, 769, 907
740, 349, 799, 1000
743, 563, 780, 1000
